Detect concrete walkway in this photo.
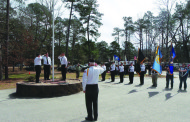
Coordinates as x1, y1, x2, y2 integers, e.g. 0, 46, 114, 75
0, 71, 190, 122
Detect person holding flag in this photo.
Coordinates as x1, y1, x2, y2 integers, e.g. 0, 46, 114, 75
152, 46, 163, 87
166, 44, 176, 89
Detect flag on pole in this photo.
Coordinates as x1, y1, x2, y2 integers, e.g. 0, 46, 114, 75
152, 46, 163, 75
114, 55, 120, 61
169, 44, 176, 75
136, 49, 145, 75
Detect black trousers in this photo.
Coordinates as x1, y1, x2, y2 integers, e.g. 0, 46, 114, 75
111, 71, 115, 82
140, 72, 144, 85
35, 65, 41, 83
179, 76, 187, 89
85, 84, 99, 120
129, 72, 134, 83
44, 65, 50, 80
166, 74, 173, 88
61, 65, 66, 81
119, 72, 124, 83
101, 71, 106, 81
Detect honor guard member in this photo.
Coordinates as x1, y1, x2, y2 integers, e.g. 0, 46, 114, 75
110, 61, 116, 82
58, 52, 68, 81
179, 63, 188, 90
119, 62, 124, 83
42, 52, 51, 80
140, 62, 145, 85
128, 62, 134, 84
152, 67, 158, 87
165, 63, 174, 89
34, 54, 42, 83
101, 63, 106, 81
82, 59, 104, 121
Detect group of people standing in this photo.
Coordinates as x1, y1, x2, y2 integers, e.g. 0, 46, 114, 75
34, 52, 67, 83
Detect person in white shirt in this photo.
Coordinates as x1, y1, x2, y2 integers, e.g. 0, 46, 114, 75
42, 52, 51, 80
34, 53, 42, 83
119, 63, 124, 83
110, 62, 116, 82
140, 63, 145, 85
82, 59, 104, 121
101, 63, 106, 81
58, 52, 68, 81
128, 62, 134, 84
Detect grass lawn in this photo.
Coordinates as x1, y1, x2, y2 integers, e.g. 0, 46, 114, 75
0, 69, 165, 90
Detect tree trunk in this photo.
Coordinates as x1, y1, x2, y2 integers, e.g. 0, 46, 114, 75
5, 0, 9, 79
87, 14, 91, 59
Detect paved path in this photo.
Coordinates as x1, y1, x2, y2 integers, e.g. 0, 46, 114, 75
0, 71, 190, 122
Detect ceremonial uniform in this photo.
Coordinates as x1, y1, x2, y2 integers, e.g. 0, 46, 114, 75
119, 65, 124, 83
128, 65, 134, 84
179, 66, 188, 90
110, 63, 115, 82
82, 63, 104, 121
152, 70, 158, 87
101, 65, 106, 81
140, 63, 145, 85
34, 55, 42, 83
42, 55, 51, 80
166, 67, 174, 89
58, 55, 68, 81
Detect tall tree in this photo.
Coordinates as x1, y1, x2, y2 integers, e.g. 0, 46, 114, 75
112, 27, 123, 56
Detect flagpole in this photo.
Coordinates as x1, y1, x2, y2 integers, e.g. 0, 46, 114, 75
52, 0, 55, 82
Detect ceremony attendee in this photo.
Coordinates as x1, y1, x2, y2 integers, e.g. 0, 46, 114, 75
128, 62, 134, 84
115, 65, 119, 75
101, 63, 106, 81
42, 52, 51, 80
58, 52, 68, 81
140, 62, 145, 85
151, 68, 158, 87
82, 59, 104, 121
119, 62, 124, 83
110, 61, 115, 82
165, 65, 174, 89
34, 53, 42, 83
76, 63, 81, 79
179, 63, 188, 90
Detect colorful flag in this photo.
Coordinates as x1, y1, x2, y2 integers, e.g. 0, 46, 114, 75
169, 45, 176, 75
152, 46, 163, 75
114, 55, 120, 61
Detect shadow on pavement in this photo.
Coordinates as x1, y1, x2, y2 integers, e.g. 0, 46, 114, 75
148, 92, 159, 98
128, 89, 137, 94
135, 85, 142, 87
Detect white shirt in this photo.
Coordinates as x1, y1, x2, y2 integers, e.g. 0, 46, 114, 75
102, 65, 106, 72
140, 64, 145, 71
82, 66, 104, 91
58, 56, 68, 66
42, 56, 51, 65
110, 64, 115, 71
129, 66, 134, 72
119, 65, 124, 72
34, 56, 42, 66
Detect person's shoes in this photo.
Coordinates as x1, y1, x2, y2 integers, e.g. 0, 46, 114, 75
85, 117, 93, 121
128, 82, 132, 84
165, 87, 168, 89
139, 83, 143, 85
111, 81, 114, 82
94, 118, 97, 121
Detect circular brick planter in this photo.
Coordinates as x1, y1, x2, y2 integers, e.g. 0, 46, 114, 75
16, 79, 82, 97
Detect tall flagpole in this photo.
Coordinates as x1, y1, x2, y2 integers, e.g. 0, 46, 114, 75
52, 0, 55, 82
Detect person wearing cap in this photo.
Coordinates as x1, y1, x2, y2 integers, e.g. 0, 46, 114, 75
165, 63, 174, 89
42, 52, 51, 80
128, 62, 134, 84
110, 61, 116, 82
58, 52, 68, 81
101, 63, 106, 81
82, 59, 104, 121
179, 63, 188, 90
139, 62, 145, 85
119, 62, 124, 83
34, 53, 42, 83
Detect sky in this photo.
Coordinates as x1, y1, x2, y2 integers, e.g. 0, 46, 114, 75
23, 0, 186, 47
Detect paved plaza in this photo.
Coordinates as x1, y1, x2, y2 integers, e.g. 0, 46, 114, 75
0, 71, 190, 122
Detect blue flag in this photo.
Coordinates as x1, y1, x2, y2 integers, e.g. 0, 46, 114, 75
152, 46, 163, 74
169, 45, 176, 75
114, 55, 120, 61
